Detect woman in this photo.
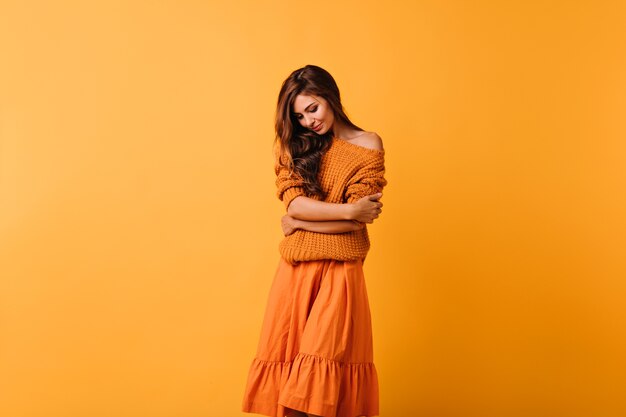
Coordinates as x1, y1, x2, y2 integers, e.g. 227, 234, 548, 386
241, 64, 387, 417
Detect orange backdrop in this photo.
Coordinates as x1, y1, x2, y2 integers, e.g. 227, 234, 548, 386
1, 1, 625, 416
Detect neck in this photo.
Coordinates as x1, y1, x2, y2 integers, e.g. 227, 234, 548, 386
331, 120, 352, 139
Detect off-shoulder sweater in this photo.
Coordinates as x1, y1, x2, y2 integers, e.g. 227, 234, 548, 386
275, 136, 388, 265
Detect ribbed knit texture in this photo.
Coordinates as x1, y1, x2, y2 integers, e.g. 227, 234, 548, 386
275, 136, 387, 265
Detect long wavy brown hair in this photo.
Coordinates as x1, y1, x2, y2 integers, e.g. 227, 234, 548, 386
274, 64, 364, 200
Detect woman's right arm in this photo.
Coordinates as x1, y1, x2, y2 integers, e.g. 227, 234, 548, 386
287, 197, 352, 221
275, 144, 383, 222
288, 194, 383, 222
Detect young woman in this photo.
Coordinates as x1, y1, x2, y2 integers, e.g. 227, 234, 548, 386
242, 64, 387, 417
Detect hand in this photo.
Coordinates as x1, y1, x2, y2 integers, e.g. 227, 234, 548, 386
351, 193, 383, 223
281, 214, 299, 236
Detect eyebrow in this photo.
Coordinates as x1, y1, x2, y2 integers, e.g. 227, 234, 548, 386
292, 101, 317, 115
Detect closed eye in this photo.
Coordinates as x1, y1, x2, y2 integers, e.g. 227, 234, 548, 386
295, 106, 318, 119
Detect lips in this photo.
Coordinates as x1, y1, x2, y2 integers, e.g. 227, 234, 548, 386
312, 123, 322, 132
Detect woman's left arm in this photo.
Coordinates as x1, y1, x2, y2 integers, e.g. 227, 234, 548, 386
281, 214, 364, 235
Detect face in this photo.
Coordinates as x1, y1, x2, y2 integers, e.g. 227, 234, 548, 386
292, 93, 335, 135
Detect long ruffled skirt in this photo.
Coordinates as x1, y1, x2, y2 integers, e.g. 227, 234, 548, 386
241, 257, 379, 417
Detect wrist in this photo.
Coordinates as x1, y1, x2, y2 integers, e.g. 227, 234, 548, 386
343, 203, 355, 220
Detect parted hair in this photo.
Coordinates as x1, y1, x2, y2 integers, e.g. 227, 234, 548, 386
274, 64, 364, 200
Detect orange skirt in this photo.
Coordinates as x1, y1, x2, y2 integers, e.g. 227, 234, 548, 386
241, 257, 379, 417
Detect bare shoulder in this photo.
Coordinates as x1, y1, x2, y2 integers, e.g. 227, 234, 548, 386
354, 131, 384, 151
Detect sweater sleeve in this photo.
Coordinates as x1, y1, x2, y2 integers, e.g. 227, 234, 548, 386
344, 153, 388, 204
274, 144, 307, 210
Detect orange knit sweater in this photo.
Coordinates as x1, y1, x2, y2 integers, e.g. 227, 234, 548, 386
275, 136, 388, 265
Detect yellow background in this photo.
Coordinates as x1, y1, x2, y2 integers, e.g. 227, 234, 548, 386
1, 1, 625, 416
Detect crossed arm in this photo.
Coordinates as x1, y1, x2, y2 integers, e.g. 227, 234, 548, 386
274, 138, 386, 236
281, 194, 382, 236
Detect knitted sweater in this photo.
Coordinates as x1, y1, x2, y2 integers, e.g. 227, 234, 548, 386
275, 136, 388, 265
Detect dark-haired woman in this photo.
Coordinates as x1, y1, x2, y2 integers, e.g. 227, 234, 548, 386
242, 64, 387, 417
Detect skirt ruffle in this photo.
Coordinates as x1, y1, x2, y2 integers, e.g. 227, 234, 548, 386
242, 257, 379, 417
